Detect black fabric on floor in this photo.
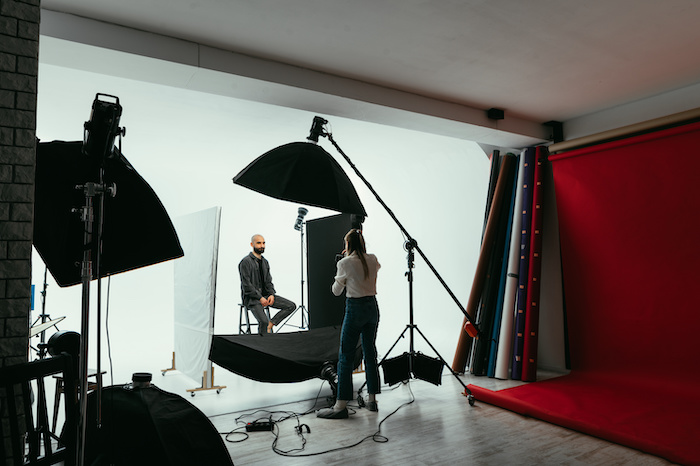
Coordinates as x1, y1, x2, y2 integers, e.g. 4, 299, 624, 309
210, 326, 362, 383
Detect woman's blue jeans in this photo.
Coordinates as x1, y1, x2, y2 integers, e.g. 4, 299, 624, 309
337, 296, 380, 401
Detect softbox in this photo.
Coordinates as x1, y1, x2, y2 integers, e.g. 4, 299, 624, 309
382, 352, 411, 386
34, 141, 183, 287
84, 384, 232, 466
412, 352, 444, 386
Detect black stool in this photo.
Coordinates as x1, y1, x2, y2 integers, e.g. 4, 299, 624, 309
239, 304, 271, 334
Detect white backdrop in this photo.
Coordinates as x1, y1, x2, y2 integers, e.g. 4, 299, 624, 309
172, 206, 221, 384
32, 62, 490, 408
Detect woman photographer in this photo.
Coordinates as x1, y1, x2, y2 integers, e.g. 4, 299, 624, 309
317, 229, 381, 419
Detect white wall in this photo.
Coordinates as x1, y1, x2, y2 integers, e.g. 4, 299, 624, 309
32, 63, 490, 407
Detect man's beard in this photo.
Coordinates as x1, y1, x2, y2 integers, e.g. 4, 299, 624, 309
254, 246, 265, 255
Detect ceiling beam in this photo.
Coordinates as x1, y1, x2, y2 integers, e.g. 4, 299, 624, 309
39, 9, 549, 148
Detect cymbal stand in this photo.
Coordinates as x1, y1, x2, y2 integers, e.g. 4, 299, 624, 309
30, 267, 52, 359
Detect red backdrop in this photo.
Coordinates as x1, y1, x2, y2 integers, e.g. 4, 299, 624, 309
468, 121, 700, 465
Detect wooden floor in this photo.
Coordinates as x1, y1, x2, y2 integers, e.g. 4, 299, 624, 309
208, 373, 675, 465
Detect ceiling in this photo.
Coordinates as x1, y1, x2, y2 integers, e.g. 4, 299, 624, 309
40, 0, 700, 146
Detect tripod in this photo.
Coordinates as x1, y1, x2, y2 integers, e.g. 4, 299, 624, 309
279, 221, 309, 330
308, 116, 478, 404
360, 240, 475, 404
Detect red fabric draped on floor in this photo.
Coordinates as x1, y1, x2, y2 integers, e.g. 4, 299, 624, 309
468, 121, 700, 466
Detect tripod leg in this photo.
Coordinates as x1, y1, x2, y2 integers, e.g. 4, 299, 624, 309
358, 325, 411, 394
380, 325, 411, 365
277, 303, 311, 331
413, 325, 475, 405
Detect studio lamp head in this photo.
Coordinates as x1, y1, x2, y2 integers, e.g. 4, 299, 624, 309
320, 361, 338, 398
307, 116, 328, 143
83, 93, 125, 160
294, 207, 309, 231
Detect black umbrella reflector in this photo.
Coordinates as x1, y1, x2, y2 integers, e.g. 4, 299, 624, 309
84, 384, 233, 466
233, 141, 367, 217
34, 141, 184, 287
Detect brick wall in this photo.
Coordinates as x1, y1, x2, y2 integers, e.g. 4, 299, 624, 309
1, 0, 40, 463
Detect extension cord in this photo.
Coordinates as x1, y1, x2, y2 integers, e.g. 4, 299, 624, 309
246, 420, 273, 432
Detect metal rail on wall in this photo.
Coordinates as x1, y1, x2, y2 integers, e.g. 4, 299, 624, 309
548, 107, 700, 154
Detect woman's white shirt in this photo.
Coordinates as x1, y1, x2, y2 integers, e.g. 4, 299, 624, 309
332, 253, 380, 298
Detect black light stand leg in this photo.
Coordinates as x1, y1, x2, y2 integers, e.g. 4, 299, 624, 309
35, 365, 54, 457
379, 325, 411, 364
412, 321, 475, 403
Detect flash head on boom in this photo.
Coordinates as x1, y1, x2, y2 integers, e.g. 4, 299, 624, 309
307, 116, 328, 143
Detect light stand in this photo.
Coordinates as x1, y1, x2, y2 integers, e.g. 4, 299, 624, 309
279, 207, 309, 330
76, 94, 124, 466
307, 116, 479, 404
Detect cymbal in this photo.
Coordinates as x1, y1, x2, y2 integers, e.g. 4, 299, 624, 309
30, 316, 66, 337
